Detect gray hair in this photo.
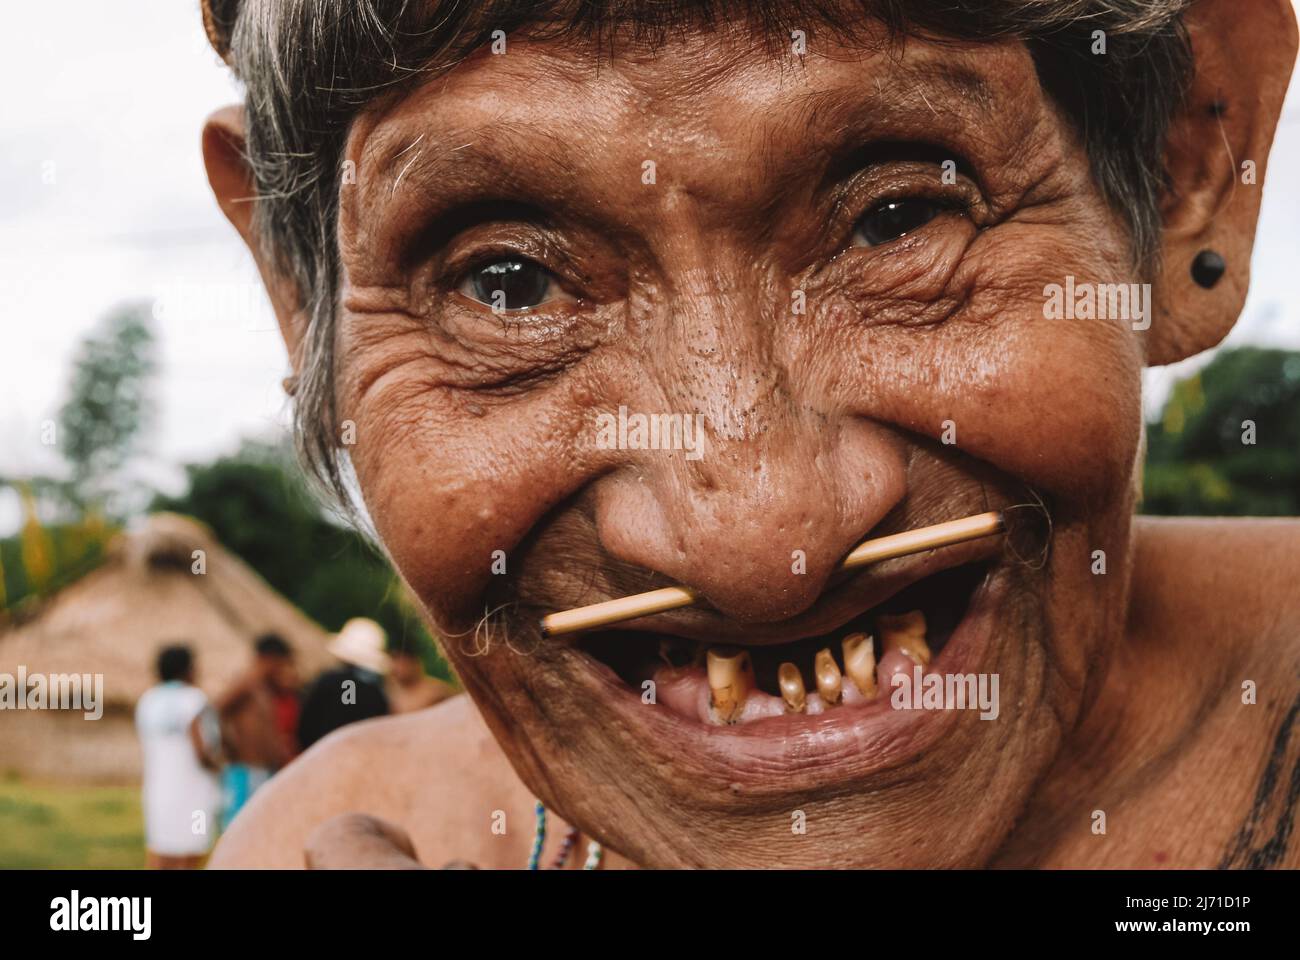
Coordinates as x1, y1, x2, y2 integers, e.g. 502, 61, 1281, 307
205, 0, 1193, 503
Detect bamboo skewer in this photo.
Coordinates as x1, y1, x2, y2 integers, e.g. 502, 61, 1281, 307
539, 510, 1004, 637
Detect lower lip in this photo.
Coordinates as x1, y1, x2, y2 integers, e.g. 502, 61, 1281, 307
567, 567, 1007, 789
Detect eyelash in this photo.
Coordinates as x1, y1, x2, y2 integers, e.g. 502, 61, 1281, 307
838, 172, 980, 249
440, 240, 578, 311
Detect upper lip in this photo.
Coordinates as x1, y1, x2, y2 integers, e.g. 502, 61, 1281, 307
575, 532, 1002, 647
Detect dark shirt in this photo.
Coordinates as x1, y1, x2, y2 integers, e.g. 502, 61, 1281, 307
296, 666, 390, 750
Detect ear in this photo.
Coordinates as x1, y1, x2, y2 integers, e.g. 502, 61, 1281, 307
201, 105, 308, 372
1147, 0, 1298, 365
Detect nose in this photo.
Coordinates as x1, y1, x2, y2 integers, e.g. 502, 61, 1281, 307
594, 414, 906, 622
591, 267, 906, 623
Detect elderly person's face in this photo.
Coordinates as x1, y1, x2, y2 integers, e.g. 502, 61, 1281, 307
205, 3, 1295, 866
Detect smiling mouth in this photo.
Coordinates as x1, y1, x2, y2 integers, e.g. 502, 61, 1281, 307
575, 559, 991, 727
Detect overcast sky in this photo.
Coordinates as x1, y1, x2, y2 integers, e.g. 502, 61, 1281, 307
1, 2, 1298, 534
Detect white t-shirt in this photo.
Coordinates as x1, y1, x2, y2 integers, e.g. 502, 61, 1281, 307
135, 681, 222, 855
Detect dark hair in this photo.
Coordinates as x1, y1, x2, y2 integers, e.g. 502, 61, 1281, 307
207, 0, 1194, 502
254, 633, 293, 658
157, 645, 194, 683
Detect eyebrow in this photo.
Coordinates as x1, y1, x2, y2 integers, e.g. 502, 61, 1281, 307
372, 121, 575, 209
901, 59, 999, 114
756, 58, 1005, 205
356, 118, 586, 260
786, 58, 1000, 147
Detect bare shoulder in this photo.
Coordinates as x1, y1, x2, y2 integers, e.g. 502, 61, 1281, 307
1131, 516, 1300, 647
1127, 518, 1300, 867
209, 694, 541, 868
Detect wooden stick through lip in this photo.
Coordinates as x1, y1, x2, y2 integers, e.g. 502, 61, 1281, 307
539, 510, 1005, 637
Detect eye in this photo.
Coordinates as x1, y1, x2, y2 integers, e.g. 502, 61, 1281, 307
852, 198, 946, 247
458, 258, 559, 311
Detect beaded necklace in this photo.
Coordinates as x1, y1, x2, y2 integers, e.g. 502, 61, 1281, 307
527, 801, 603, 870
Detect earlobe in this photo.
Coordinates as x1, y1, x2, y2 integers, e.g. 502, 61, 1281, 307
1146, 0, 1298, 365
202, 104, 309, 368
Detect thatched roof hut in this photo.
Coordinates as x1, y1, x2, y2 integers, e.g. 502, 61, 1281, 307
0, 513, 333, 782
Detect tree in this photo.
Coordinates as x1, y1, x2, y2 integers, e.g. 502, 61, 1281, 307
57, 303, 155, 515
1143, 347, 1300, 516
0, 305, 151, 612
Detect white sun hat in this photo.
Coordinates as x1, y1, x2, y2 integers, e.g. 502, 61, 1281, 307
327, 618, 391, 675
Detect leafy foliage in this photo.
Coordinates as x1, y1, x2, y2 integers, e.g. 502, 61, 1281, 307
0, 514, 113, 618
1143, 348, 1300, 516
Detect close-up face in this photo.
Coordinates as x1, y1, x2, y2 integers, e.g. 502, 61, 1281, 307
332, 24, 1140, 867
9, 0, 1300, 909
170, 0, 1299, 879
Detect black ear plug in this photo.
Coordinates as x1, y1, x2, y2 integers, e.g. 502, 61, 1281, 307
1191, 249, 1226, 289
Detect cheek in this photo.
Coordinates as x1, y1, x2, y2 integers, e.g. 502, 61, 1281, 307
941, 318, 1142, 500
340, 348, 596, 628
813, 232, 1144, 506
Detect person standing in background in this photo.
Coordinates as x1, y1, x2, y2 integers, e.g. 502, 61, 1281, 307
387, 646, 456, 714
215, 634, 299, 827
135, 645, 222, 869
270, 660, 302, 763
297, 618, 390, 750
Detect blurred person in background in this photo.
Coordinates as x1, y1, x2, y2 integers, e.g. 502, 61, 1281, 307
297, 618, 391, 749
135, 644, 222, 869
387, 645, 456, 715
215, 633, 299, 827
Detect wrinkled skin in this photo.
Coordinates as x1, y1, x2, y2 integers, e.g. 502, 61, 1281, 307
203, 3, 1300, 868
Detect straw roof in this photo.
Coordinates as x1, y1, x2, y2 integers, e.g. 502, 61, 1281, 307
0, 513, 333, 706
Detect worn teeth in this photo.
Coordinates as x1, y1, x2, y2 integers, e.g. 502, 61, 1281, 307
707, 647, 753, 723
777, 662, 806, 713
842, 632, 878, 699
877, 610, 931, 668
814, 648, 842, 705
698, 613, 927, 724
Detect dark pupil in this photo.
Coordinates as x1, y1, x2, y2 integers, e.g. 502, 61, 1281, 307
470, 259, 549, 310
857, 199, 940, 246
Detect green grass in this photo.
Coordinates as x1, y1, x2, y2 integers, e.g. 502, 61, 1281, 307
0, 775, 145, 869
